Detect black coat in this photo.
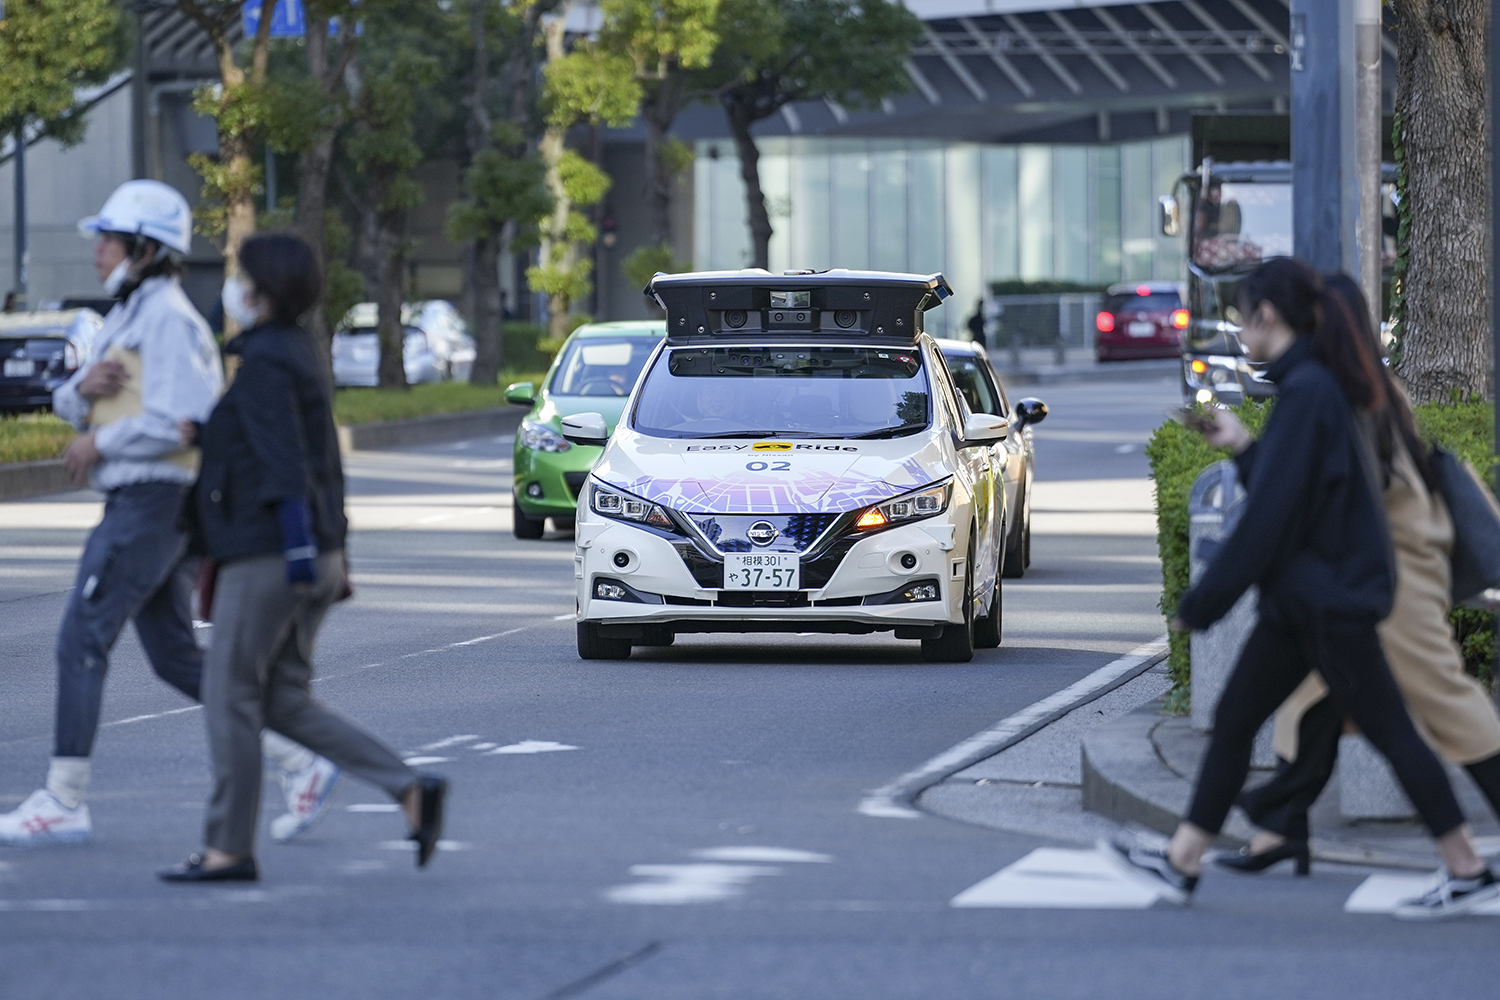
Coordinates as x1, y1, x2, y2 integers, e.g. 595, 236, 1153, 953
1176, 336, 1394, 629
193, 321, 347, 564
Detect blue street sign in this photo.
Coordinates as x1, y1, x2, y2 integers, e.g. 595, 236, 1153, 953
242, 1, 306, 38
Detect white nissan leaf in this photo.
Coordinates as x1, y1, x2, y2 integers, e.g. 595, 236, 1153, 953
565, 270, 1017, 663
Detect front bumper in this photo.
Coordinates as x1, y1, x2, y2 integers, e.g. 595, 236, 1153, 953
514, 443, 603, 519
575, 514, 967, 636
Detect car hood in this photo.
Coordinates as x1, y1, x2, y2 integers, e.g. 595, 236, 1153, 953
534, 394, 630, 433
592, 429, 952, 514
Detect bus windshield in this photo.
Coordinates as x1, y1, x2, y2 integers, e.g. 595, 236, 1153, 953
1192, 181, 1292, 272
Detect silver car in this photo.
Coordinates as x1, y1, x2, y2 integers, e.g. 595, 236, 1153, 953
332, 301, 476, 387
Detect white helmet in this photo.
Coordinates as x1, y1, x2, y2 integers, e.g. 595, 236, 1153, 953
78, 180, 194, 254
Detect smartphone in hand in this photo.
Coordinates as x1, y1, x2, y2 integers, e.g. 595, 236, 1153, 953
1169, 405, 1217, 433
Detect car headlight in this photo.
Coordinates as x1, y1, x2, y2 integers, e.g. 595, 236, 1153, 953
521, 420, 572, 453
590, 483, 677, 530
855, 481, 951, 530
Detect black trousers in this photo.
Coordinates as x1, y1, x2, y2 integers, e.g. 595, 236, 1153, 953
1240, 695, 1500, 843
1185, 613, 1465, 839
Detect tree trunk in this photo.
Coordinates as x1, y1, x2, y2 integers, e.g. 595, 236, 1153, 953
726, 100, 772, 270
295, 9, 336, 370
469, 236, 504, 384
538, 12, 575, 343
1391, 0, 1491, 403
641, 73, 686, 248
374, 201, 409, 391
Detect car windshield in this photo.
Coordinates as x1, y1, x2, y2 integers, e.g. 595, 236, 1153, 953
632, 346, 929, 439
1192, 181, 1292, 271
550, 337, 657, 397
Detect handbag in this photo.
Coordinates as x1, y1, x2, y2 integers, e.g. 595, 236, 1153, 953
1430, 445, 1500, 604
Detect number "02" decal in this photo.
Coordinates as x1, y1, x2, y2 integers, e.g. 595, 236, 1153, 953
745, 460, 792, 472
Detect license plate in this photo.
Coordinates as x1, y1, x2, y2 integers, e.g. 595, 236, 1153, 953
724, 552, 800, 590
1127, 321, 1156, 338
3, 359, 33, 377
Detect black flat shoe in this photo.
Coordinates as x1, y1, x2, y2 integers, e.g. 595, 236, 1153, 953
1214, 840, 1310, 877
158, 853, 258, 883
408, 774, 447, 868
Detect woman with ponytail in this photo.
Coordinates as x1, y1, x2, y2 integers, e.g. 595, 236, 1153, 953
1100, 258, 1497, 919
1222, 274, 1500, 902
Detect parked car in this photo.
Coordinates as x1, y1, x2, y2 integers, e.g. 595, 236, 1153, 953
938, 340, 1047, 578
507, 321, 666, 538
332, 301, 476, 387
1094, 281, 1187, 362
568, 269, 1011, 663
0, 308, 105, 412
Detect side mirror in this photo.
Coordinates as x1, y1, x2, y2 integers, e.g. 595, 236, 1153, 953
1014, 398, 1048, 427
560, 412, 609, 447
1158, 195, 1180, 237
962, 412, 1008, 444
505, 381, 535, 406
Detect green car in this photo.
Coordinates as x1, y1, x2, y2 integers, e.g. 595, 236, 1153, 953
506, 321, 665, 539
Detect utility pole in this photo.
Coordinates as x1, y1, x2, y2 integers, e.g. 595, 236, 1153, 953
1290, 0, 1343, 270
1351, 0, 1382, 334
133, 1, 149, 179
13, 125, 25, 307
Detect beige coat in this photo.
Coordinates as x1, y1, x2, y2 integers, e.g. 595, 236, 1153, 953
1274, 439, 1500, 764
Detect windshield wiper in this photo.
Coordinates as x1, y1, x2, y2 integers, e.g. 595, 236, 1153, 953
692, 430, 818, 439
847, 424, 926, 440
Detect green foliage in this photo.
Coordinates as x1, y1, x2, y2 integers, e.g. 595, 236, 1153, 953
332, 370, 548, 425
990, 279, 1111, 295
658, 136, 695, 177
1149, 399, 1500, 705
0, 412, 74, 464
321, 211, 365, 335
0, 0, 120, 136
446, 142, 552, 247
543, 44, 641, 129
601, 0, 722, 77
623, 242, 689, 292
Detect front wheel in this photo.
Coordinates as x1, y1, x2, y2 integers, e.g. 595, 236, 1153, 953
513, 506, 546, 539
1002, 471, 1029, 579
973, 562, 1002, 649
577, 622, 632, 660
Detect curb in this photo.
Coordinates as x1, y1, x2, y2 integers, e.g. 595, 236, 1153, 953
859, 638, 1169, 819
336, 406, 525, 452
0, 459, 76, 501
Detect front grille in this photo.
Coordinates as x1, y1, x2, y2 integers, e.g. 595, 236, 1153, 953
563, 472, 589, 499
716, 591, 810, 608
690, 513, 839, 554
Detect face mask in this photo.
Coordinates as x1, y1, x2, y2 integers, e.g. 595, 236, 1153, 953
221, 277, 261, 329
102, 260, 130, 297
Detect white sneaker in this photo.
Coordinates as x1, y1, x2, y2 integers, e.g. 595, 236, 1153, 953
0, 789, 92, 846
269, 757, 342, 843
1394, 868, 1500, 920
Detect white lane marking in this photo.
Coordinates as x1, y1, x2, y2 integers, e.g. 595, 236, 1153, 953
1114, 443, 1136, 454
605, 864, 779, 905
858, 636, 1170, 819
378, 839, 470, 852
0, 899, 97, 912
396, 627, 528, 660
401, 756, 453, 766
486, 740, 579, 755
552, 613, 575, 620
691, 847, 833, 864
1344, 874, 1500, 915
106, 705, 201, 728
416, 513, 454, 524
951, 848, 1160, 909
470, 742, 498, 750
346, 803, 401, 813
419, 735, 480, 751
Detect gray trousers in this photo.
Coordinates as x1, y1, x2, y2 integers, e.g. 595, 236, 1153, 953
203, 551, 414, 855
57, 483, 201, 757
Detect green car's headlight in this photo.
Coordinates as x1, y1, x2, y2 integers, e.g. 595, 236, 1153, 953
590, 483, 677, 531
521, 419, 572, 453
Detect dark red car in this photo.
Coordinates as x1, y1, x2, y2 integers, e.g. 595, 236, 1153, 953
1094, 282, 1187, 362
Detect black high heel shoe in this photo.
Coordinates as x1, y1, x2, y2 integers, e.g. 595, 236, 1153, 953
1214, 840, 1310, 877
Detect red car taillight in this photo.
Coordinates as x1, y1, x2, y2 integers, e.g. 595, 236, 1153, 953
1096, 312, 1116, 333
1171, 309, 1190, 330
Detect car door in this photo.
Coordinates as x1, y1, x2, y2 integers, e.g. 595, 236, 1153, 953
944, 350, 1016, 540
929, 345, 1001, 600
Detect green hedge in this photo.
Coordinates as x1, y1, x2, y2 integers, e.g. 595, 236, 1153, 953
1147, 400, 1497, 710
0, 412, 75, 464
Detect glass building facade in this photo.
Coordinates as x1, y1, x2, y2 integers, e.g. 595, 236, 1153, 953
693, 136, 1189, 339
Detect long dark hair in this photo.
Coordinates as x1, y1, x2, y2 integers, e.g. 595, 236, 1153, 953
1235, 257, 1386, 414
238, 232, 323, 324
1321, 273, 1438, 491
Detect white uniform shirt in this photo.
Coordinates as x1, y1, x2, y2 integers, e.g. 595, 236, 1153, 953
53, 276, 224, 492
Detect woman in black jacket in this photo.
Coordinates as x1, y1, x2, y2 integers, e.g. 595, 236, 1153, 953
159, 233, 445, 883
1100, 258, 1496, 919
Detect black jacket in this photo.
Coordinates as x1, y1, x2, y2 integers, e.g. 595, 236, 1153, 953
1175, 337, 1394, 629
193, 321, 347, 564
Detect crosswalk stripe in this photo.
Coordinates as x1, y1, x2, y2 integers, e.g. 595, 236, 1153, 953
951, 848, 1161, 909
1344, 874, 1500, 915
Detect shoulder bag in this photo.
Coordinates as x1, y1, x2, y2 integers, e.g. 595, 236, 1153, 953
1431, 445, 1500, 605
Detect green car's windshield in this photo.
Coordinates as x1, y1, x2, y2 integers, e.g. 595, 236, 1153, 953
549, 337, 658, 397
632, 346, 930, 439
